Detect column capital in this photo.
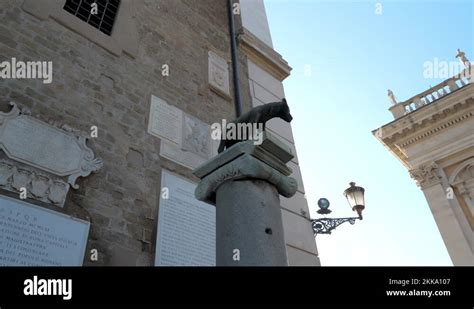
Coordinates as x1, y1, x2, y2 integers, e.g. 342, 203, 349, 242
193, 132, 298, 204
409, 162, 442, 189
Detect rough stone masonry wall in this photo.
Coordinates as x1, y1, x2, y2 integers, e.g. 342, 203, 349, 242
0, 0, 252, 266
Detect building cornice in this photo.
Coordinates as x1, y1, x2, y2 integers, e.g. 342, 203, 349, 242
238, 27, 292, 81
373, 87, 473, 169
398, 107, 473, 148
373, 85, 473, 143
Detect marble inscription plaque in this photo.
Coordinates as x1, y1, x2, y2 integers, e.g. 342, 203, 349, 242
155, 170, 215, 266
0, 195, 90, 266
2, 117, 82, 174
148, 95, 183, 145
0, 102, 103, 189
149, 95, 213, 169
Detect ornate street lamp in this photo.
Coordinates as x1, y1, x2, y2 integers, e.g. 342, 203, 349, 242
311, 182, 366, 235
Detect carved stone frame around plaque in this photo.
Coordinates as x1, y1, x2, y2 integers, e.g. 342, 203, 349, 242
0, 102, 103, 207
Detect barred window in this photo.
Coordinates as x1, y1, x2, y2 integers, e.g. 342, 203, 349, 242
63, 0, 121, 36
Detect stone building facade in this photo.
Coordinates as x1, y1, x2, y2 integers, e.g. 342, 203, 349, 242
0, 0, 319, 266
373, 55, 473, 265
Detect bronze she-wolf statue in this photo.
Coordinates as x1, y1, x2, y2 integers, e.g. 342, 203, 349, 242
217, 98, 293, 153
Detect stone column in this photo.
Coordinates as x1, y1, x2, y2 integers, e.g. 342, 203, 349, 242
410, 162, 474, 266
421, 182, 474, 265
193, 132, 298, 266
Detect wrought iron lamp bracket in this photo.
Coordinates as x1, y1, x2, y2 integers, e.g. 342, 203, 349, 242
311, 216, 361, 235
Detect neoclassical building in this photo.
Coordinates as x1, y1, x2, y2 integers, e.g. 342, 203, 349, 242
373, 52, 473, 265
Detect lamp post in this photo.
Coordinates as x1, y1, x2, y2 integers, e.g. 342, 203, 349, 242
311, 182, 366, 235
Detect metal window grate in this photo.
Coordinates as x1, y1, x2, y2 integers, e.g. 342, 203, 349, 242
63, 0, 121, 36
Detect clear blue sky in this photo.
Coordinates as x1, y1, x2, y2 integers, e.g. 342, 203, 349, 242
265, 0, 473, 266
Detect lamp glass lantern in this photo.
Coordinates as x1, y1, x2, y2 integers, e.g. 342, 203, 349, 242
343, 182, 365, 219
